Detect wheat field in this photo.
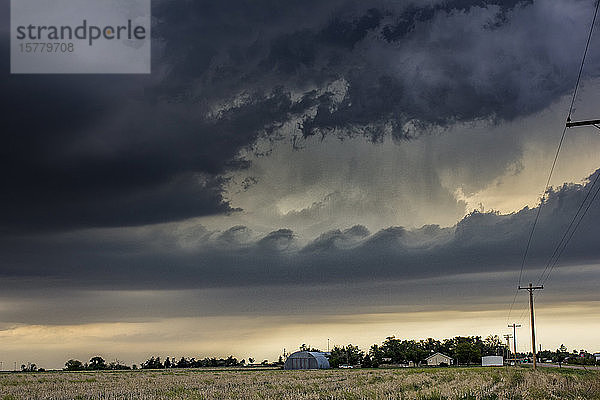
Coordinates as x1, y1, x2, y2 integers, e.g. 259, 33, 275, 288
1, 367, 599, 400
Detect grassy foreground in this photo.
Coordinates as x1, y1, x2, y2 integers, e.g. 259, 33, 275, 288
1, 366, 599, 400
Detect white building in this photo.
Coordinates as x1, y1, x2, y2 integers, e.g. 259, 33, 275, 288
425, 352, 453, 366
482, 356, 504, 366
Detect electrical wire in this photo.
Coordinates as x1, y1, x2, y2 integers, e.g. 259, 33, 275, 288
568, 0, 600, 120
507, 0, 600, 322
540, 174, 600, 285
536, 171, 600, 285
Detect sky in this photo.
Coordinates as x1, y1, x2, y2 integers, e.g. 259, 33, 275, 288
1, 0, 600, 369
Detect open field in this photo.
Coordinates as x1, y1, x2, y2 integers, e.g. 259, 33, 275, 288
1, 367, 599, 400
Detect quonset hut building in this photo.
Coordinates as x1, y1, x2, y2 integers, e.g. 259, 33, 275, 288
284, 351, 330, 370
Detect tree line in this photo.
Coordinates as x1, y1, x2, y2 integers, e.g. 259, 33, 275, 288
64, 357, 132, 371
63, 355, 283, 371
325, 335, 505, 368
13, 335, 597, 371
315, 336, 599, 368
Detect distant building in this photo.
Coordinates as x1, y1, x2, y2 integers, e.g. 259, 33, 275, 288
284, 351, 330, 370
425, 352, 453, 366
594, 353, 600, 362
482, 356, 504, 367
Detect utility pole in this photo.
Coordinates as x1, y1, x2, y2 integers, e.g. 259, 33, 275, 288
503, 334, 513, 361
508, 323, 521, 364
518, 283, 543, 370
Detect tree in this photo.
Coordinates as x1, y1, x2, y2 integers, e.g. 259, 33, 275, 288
328, 344, 364, 368
403, 340, 427, 364
299, 344, 321, 352
369, 344, 384, 366
362, 354, 373, 368
21, 363, 37, 372
381, 336, 404, 363
454, 341, 481, 365
64, 359, 85, 371
554, 345, 569, 367
248, 357, 255, 364
225, 355, 238, 367
88, 356, 108, 370
483, 335, 504, 356
141, 356, 163, 369
379, 337, 427, 364
176, 357, 190, 368
420, 338, 441, 354
108, 360, 131, 370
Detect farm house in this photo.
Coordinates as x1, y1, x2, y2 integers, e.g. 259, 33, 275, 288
425, 352, 453, 366
284, 351, 330, 370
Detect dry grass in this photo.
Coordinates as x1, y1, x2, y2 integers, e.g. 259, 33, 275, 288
0, 366, 599, 399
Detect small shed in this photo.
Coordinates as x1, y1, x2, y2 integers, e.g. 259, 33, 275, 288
482, 356, 504, 366
425, 352, 453, 366
284, 351, 330, 370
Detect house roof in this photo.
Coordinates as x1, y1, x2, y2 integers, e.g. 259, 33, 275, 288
425, 352, 453, 361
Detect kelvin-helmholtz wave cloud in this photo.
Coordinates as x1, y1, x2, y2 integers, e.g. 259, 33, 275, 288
1, 0, 599, 230
2, 169, 599, 299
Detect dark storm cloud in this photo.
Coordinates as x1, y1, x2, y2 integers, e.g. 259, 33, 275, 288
2, 0, 598, 231
1, 168, 600, 326
2, 169, 599, 293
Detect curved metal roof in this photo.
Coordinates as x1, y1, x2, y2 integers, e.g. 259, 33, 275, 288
285, 351, 330, 369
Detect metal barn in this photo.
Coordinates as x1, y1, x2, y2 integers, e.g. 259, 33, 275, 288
284, 351, 330, 370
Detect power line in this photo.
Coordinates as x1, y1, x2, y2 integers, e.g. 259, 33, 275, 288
507, 124, 567, 323
536, 171, 600, 285
567, 0, 600, 121
540, 173, 600, 285
533, 0, 600, 285
507, 0, 600, 323
507, 291, 520, 324
517, 299, 529, 324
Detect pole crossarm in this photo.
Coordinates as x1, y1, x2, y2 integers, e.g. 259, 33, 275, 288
566, 119, 600, 128
518, 285, 544, 291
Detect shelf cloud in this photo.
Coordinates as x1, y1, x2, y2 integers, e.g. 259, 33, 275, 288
2, 0, 599, 230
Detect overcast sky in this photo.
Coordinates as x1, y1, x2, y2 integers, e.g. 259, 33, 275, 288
2, 0, 600, 368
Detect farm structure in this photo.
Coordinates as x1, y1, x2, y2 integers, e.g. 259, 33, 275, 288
482, 356, 504, 366
425, 352, 453, 366
284, 351, 330, 370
